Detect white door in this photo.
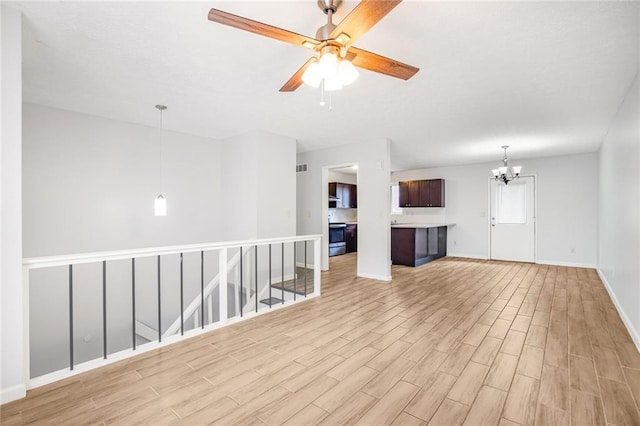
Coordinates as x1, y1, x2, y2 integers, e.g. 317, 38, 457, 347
490, 176, 535, 262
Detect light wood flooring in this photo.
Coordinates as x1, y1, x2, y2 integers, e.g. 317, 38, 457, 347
2, 254, 640, 425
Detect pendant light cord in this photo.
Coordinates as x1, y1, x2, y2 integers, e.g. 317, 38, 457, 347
159, 107, 163, 193
155, 104, 167, 195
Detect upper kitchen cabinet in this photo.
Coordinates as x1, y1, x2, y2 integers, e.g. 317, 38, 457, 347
329, 182, 338, 208
328, 182, 357, 208
398, 179, 445, 208
424, 179, 445, 207
399, 180, 419, 207
347, 184, 357, 208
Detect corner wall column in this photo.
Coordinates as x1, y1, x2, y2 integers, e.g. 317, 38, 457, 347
0, 5, 26, 404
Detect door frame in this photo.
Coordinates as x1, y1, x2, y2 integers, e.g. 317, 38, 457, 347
322, 163, 359, 274
487, 174, 538, 263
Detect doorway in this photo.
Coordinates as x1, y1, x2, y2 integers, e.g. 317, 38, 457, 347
326, 164, 358, 277
489, 176, 536, 262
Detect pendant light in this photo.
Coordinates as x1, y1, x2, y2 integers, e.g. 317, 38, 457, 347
154, 105, 167, 216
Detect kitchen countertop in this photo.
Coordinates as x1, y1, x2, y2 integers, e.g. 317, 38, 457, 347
391, 223, 455, 228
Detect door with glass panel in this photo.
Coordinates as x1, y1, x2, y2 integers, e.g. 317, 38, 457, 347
490, 176, 535, 262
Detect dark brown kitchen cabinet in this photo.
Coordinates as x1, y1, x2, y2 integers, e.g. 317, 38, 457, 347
329, 182, 337, 208
398, 179, 445, 208
347, 184, 357, 208
398, 180, 419, 207
391, 226, 447, 266
328, 182, 357, 208
345, 224, 357, 253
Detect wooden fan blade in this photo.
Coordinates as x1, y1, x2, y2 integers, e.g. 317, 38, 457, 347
329, 0, 402, 46
208, 9, 320, 49
280, 58, 316, 92
348, 47, 419, 80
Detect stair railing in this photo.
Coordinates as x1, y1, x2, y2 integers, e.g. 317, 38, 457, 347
23, 235, 322, 389
160, 248, 248, 339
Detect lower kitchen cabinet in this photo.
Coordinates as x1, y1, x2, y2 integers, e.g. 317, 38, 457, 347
346, 224, 357, 253
391, 226, 447, 266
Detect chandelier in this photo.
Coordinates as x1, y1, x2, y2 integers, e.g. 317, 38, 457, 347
491, 145, 522, 185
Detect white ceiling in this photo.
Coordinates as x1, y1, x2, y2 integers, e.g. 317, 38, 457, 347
12, 1, 639, 170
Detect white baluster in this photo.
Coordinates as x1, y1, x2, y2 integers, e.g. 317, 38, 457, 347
234, 254, 240, 317
207, 293, 213, 324
218, 248, 228, 323
314, 238, 322, 295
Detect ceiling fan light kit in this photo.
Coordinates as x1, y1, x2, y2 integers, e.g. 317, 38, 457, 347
302, 48, 359, 91
207, 0, 419, 102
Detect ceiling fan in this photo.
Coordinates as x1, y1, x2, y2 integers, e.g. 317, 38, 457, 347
208, 0, 420, 92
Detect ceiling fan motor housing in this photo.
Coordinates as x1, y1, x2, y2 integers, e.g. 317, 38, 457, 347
316, 0, 341, 40
316, 23, 337, 41
317, 0, 342, 15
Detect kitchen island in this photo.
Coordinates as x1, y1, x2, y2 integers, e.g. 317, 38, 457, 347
391, 223, 455, 267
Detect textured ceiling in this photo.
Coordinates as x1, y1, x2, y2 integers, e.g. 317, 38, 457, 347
12, 1, 639, 170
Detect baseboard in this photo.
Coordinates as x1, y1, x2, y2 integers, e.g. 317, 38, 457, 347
357, 272, 392, 282
1, 383, 26, 405
447, 254, 596, 268
536, 260, 597, 269
597, 269, 640, 352
296, 262, 315, 269
447, 253, 489, 260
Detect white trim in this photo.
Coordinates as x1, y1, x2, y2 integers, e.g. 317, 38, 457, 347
296, 262, 315, 269
27, 293, 319, 389
322, 162, 359, 273
597, 269, 640, 351
22, 265, 30, 403
23, 235, 322, 269
0, 384, 26, 405
447, 253, 489, 260
536, 260, 597, 269
357, 272, 391, 282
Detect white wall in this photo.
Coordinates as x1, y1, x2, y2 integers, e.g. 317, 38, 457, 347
392, 152, 599, 267
256, 132, 296, 238
220, 130, 296, 240
297, 139, 391, 280
23, 104, 223, 257
598, 72, 640, 347
0, 6, 26, 404
220, 133, 257, 241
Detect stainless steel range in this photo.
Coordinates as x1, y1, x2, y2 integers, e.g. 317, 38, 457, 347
329, 222, 347, 257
